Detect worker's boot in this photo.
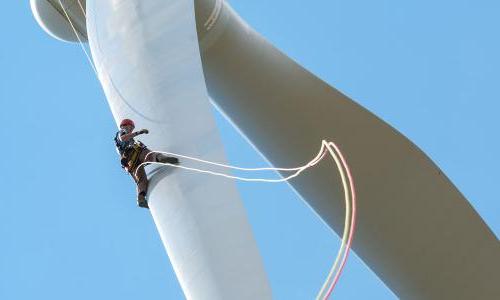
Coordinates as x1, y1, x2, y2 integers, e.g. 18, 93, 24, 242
137, 192, 149, 209
157, 154, 179, 165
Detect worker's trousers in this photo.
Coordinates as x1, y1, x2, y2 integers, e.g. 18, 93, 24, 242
130, 148, 167, 199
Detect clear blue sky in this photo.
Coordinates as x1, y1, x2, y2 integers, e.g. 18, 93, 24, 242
1, 1, 498, 299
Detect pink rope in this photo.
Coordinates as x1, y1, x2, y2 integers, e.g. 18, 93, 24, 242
324, 142, 357, 299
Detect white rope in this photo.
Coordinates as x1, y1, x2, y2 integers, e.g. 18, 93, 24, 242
76, 0, 86, 18
58, 0, 98, 75
134, 140, 354, 300
59, 3, 356, 298
134, 141, 328, 181
145, 147, 327, 172
321, 141, 357, 299
316, 141, 351, 300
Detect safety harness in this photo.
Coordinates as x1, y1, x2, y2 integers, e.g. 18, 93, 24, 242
125, 143, 144, 172
114, 131, 146, 173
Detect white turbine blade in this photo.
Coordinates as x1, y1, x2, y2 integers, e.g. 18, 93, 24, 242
195, 1, 500, 299
86, 0, 272, 299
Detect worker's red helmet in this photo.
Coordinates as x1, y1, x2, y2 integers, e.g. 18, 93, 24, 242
120, 118, 135, 128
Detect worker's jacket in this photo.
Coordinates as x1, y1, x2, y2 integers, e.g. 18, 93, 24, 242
114, 130, 145, 171
114, 129, 135, 155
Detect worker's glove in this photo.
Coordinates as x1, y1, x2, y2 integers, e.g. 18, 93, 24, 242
140, 129, 149, 134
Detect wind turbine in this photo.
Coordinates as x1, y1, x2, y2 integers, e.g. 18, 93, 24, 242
30, 1, 499, 299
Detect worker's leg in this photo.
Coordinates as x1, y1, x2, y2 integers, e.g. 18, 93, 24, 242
131, 148, 178, 210
133, 166, 149, 208
141, 148, 179, 165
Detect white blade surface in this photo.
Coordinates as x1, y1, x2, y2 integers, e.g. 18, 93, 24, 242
86, 1, 272, 299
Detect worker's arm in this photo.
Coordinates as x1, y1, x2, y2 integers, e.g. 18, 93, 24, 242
120, 129, 149, 141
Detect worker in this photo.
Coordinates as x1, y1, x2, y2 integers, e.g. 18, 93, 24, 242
115, 118, 179, 209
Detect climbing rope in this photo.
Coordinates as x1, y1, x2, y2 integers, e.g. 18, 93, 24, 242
138, 140, 356, 299
62, 2, 357, 298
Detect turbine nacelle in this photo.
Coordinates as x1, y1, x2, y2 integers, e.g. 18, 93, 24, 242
30, 0, 87, 43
